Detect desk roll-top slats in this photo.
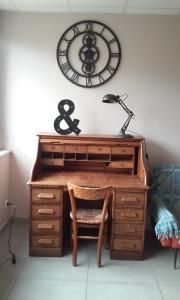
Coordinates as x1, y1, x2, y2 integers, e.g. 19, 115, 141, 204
28, 133, 148, 259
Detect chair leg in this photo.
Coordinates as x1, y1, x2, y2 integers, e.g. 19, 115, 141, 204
97, 239, 102, 267
97, 218, 107, 267
97, 224, 105, 267
103, 223, 108, 249
174, 248, 178, 269
72, 237, 77, 266
70, 223, 73, 248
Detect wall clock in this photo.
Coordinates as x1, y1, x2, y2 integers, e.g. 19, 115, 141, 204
56, 20, 121, 88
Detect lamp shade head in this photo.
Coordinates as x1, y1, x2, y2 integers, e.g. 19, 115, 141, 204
102, 94, 119, 104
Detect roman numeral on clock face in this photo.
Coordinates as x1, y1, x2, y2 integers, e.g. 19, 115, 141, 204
58, 49, 67, 56
108, 38, 116, 45
86, 77, 92, 86
107, 65, 115, 74
85, 22, 93, 32
72, 25, 80, 36
98, 75, 104, 83
60, 62, 70, 74
71, 72, 79, 83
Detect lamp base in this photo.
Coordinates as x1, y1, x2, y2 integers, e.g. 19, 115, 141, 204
115, 133, 133, 138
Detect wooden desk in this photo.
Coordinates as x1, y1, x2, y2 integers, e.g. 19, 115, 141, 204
28, 133, 148, 260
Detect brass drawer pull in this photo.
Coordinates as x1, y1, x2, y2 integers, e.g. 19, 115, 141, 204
38, 238, 53, 245
120, 212, 138, 218
37, 208, 54, 214
124, 228, 137, 233
125, 240, 137, 249
37, 193, 55, 199
37, 224, 54, 230
121, 196, 139, 202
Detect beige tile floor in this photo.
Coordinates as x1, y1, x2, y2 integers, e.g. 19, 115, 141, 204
0, 221, 180, 300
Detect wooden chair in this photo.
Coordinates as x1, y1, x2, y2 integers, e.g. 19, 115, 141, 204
67, 183, 112, 267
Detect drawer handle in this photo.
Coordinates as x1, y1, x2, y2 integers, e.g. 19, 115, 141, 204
121, 196, 139, 202
37, 193, 55, 199
120, 212, 139, 218
38, 238, 53, 245
37, 224, 54, 230
37, 208, 54, 215
124, 228, 137, 233
125, 240, 137, 249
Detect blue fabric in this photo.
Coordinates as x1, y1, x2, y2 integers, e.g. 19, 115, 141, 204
150, 164, 180, 239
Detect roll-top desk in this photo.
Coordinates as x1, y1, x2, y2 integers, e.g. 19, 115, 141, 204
28, 133, 148, 259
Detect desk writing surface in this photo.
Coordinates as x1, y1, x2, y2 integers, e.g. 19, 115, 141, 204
38, 132, 144, 141
29, 170, 146, 190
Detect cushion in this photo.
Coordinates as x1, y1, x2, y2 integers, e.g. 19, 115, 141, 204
150, 164, 180, 242
151, 195, 180, 239
70, 208, 108, 224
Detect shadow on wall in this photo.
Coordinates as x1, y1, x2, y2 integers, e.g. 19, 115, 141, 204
0, 151, 10, 229
0, 37, 6, 149
146, 139, 179, 167
9, 152, 29, 218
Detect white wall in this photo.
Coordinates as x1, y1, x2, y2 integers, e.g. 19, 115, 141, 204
0, 14, 4, 149
0, 151, 10, 229
0, 12, 180, 218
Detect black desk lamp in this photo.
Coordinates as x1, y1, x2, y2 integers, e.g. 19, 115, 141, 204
102, 94, 135, 138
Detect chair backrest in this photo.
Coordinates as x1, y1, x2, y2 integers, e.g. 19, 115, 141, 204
67, 183, 112, 201
67, 183, 112, 224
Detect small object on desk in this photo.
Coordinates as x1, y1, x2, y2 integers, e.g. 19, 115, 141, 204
102, 94, 135, 138
54, 99, 81, 135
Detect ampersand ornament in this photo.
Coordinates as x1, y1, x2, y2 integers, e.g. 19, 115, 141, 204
54, 99, 81, 135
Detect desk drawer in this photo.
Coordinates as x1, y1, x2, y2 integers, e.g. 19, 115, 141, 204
41, 144, 64, 152
111, 147, 134, 155
32, 220, 61, 234
64, 145, 87, 153
88, 146, 111, 154
115, 192, 144, 206
32, 188, 61, 203
109, 161, 134, 169
112, 237, 142, 251
114, 208, 143, 221
113, 223, 143, 235
32, 204, 62, 218
32, 235, 60, 248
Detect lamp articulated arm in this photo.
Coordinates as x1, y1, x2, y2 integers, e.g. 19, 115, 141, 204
118, 100, 135, 135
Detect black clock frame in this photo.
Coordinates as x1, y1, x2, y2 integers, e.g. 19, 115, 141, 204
56, 20, 121, 88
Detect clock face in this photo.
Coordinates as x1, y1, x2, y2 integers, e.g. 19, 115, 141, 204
56, 20, 121, 88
